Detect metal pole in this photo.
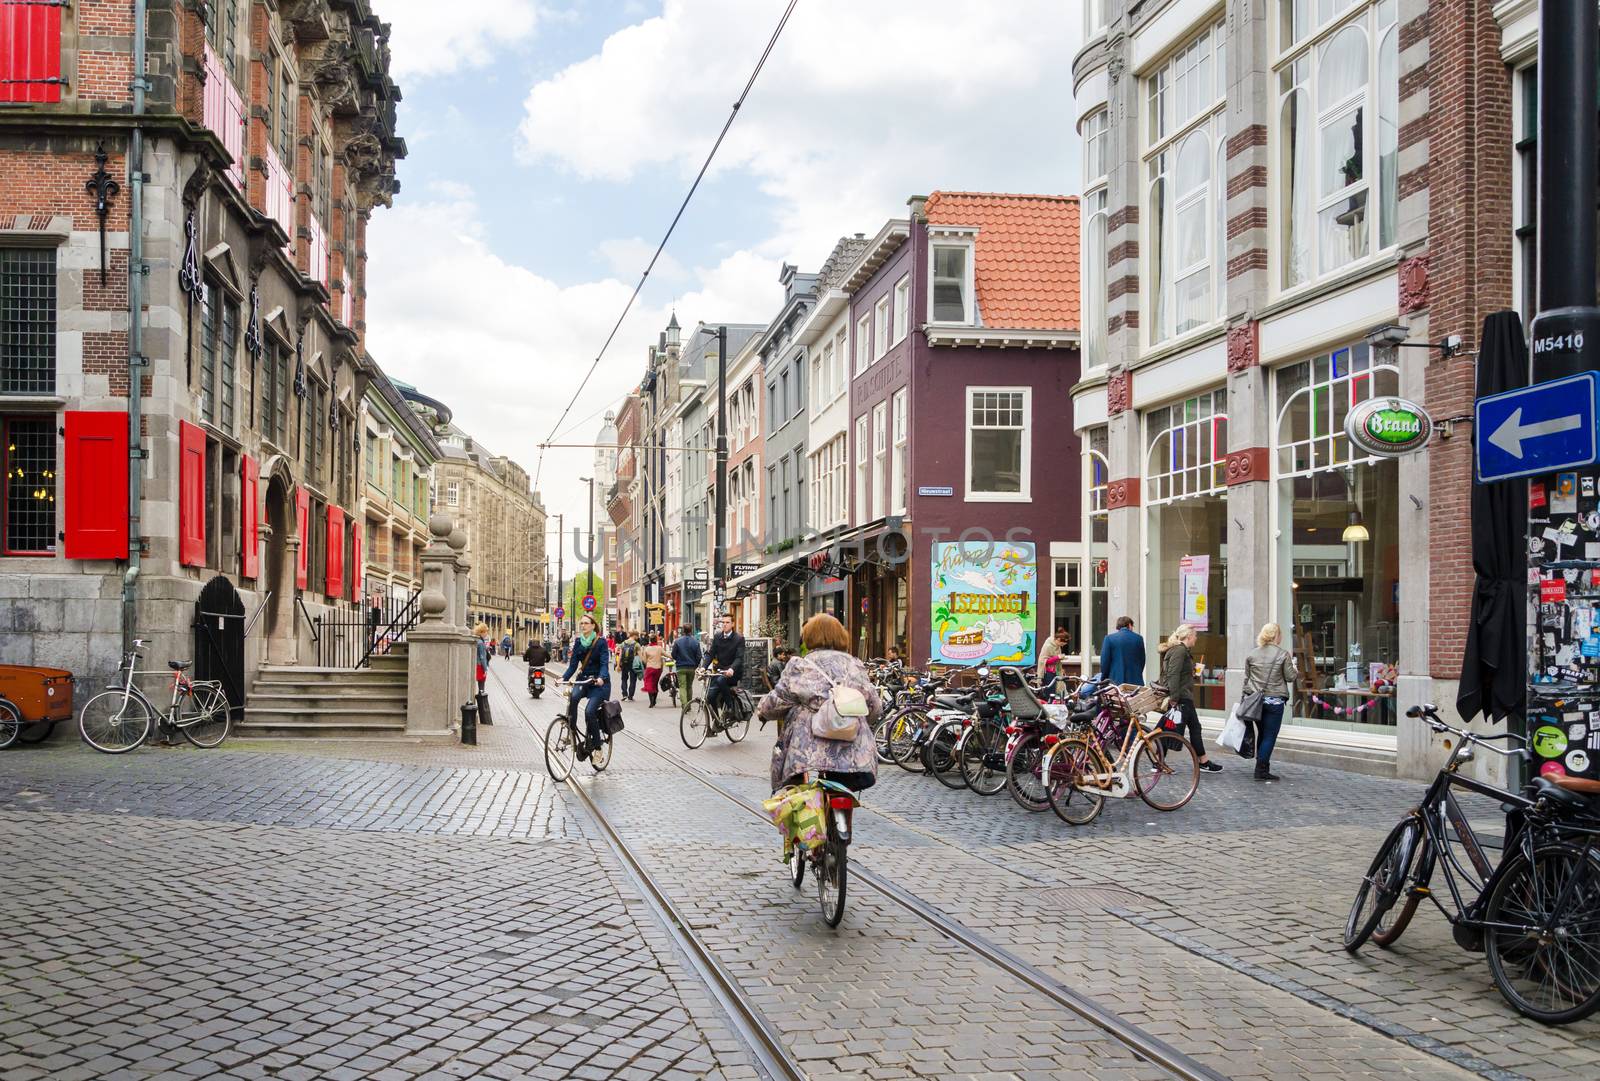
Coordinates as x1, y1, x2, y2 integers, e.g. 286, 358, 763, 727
122, 0, 149, 655
556, 512, 564, 633
713, 326, 728, 622
1535, 2, 1599, 332
587, 476, 596, 602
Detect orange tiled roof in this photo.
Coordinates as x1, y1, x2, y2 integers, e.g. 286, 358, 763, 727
924, 191, 1080, 331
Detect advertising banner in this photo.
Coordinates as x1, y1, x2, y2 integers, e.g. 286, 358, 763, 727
1180, 554, 1210, 631
929, 541, 1037, 667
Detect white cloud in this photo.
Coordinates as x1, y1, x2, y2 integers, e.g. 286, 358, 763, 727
380, 0, 541, 81
518, 0, 1082, 263
365, 191, 783, 535
595, 237, 685, 282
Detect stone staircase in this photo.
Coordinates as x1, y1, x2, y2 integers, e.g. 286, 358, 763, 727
236, 648, 412, 740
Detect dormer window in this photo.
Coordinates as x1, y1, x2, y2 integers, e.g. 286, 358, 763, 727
929, 238, 975, 324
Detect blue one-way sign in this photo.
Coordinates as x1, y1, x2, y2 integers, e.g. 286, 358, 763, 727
1476, 372, 1600, 483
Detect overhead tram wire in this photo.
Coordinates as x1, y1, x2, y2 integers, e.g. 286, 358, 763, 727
533, 0, 801, 492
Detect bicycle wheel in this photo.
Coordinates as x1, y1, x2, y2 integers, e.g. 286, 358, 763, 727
544, 715, 577, 781
0, 701, 19, 750
872, 711, 897, 764
959, 720, 1008, 796
1373, 834, 1434, 949
888, 709, 929, 772
590, 731, 613, 773
179, 684, 232, 748
1005, 733, 1050, 812
926, 720, 966, 789
1133, 730, 1200, 811
1485, 843, 1600, 1024
1344, 815, 1420, 952
680, 700, 709, 749
790, 845, 806, 889
817, 838, 848, 928
1046, 735, 1105, 826
78, 690, 153, 754
16, 721, 54, 744
724, 702, 751, 743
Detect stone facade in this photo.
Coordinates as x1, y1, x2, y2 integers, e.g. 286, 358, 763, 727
0, 0, 404, 690
358, 369, 440, 623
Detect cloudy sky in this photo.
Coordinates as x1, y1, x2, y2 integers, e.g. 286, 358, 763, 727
366, 0, 1083, 561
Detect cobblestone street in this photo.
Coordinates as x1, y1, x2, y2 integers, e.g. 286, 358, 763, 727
2, 657, 1597, 1080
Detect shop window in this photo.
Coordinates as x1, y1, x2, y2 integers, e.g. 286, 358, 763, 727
1275, 0, 1399, 290
1, 248, 56, 395
1274, 343, 1401, 728
1145, 389, 1228, 503
966, 388, 1030, 500
2, 416, 55, 554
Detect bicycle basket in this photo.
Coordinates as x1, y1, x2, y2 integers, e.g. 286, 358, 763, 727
1123, 685, 1165, 716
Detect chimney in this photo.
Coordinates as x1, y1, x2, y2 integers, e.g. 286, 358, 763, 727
907, 195, 928, 222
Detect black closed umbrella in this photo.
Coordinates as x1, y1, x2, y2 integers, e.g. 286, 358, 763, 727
1457, 310, 1529, 728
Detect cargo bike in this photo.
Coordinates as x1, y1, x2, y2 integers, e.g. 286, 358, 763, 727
0, 664, 75, 749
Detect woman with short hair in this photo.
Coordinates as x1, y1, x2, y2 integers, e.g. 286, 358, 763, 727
1160, 623, 1220, 773
1242, 622, 1296, 781
757, 613, 881, 794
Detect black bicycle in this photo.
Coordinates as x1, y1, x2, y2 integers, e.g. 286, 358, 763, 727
679, 667, 751, 748
1346, 704, 1600, 1024
545, 678, 614, 779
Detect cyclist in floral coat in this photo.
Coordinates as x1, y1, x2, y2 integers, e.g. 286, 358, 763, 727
757, 613, 882, 793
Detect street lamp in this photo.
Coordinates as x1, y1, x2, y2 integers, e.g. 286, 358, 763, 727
580, 475, 596, 614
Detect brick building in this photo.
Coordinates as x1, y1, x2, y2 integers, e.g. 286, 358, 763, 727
606, 391, 643, 634
0, 1, 404, 697
1069, 0, 1574, 777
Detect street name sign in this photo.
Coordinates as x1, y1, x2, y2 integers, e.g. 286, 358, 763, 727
1475, 372, 1600, 483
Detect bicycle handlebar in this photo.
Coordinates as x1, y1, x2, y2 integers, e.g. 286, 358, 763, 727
1407, 704, 1528, 758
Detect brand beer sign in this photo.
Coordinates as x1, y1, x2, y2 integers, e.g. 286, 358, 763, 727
1344, 396, 1434, 457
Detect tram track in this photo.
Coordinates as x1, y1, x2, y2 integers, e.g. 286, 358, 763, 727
494, 664, 1228, 1081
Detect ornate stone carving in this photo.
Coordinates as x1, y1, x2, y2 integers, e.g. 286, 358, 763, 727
1106, 478, 1140, 510
1399, 254, 1429, 314
1226, 320, 1259, 372
1106, 370, 1132, 415
1224, 448, 1270, 486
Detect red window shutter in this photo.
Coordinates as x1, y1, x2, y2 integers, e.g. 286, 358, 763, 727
239, 455, 259, 579
295, 487, 309, 589
350, 525, 362, 602
325, 505, 344, 599
63, 411, 129, 559
178, 421, 206, 567
0, 1, 64, 104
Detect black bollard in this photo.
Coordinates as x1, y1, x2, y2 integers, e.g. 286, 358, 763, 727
475, 691, 493, 726
460, 700, 477, 746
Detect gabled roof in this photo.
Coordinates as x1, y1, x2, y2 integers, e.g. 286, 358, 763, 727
924, 191, 1079, 331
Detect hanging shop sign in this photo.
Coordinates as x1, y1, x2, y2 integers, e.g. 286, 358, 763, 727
1179, 554, 1210, 631
1345, 396, 1435, 458
930, 541, 1037, 667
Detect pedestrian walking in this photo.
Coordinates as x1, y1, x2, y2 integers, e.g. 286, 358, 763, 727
671, 625, 702, 712
1159, 624, 1220, 772
758, 613, 882, 795
618, 632, 641, 701
1242, 622, 1296, 782
474, 623, 491, 693
561, 614, 611, 766
559, 629, 571, 662
500, 633, 513, 659
641, 634, 665, 707
1037, 626, 1070, 695
765, 645, 792, 692
1099, 616, 1146, 685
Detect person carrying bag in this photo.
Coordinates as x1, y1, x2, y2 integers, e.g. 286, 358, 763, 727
1241, 622, 1296, 782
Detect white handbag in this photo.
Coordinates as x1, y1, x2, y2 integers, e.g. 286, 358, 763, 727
1218, 706, 1247, 752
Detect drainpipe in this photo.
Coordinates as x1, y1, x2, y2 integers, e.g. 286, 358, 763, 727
122, 0, 149, 654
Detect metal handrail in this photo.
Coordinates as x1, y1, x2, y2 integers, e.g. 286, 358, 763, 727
359, 589, 421, 669
296, 594, 319, 642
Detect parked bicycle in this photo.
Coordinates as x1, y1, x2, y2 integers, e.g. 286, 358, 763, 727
545, 677, 614, 779
679, 666, 752, 748
1345, 704, 1600, 1024
77, 639, 230, 754
1039, 682, 1199, 825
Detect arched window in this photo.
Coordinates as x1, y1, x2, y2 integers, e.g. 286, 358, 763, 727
1274, 342, 1398, 475
1145, 389, 1229, 504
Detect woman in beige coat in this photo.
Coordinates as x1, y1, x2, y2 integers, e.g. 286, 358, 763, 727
1242, 622, 1296, 781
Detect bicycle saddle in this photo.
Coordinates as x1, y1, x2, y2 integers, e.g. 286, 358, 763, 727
1530, 775, 1599, 817
932, 693, 972, 710
167, 660, 191, 671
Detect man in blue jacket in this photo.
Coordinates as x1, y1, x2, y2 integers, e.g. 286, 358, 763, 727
671, 625, 702, 712
1099, 616, 1146, 685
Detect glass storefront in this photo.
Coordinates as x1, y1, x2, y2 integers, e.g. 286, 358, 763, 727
1274, 343, 1401, 730
1144, 390, 1230, 708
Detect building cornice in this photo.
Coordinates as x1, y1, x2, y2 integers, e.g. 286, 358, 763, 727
924, 326, 1081, 350
841, 221, 911, 292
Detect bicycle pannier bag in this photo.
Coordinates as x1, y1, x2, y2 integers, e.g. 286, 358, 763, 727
805, 657, 868, 741
602, 699, 625, 734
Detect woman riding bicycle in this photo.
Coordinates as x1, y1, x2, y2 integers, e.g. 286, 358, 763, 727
561, 614, 612, 765
757, 613, 881, 795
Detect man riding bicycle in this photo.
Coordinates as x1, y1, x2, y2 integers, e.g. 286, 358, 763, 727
704, 613, 745, 719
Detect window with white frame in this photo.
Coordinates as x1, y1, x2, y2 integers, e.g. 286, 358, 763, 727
743, 460, 756, 538
855, 313, 871, 374
1145, 20, 1226, 343
1082, 107, 1110, 367
871, 401, 888, 520
891, 388, 908, 514
1275, 0, 1399, 289
1085, 0, 1107, 38
831, 433, 847, 524
929, 240, 974, 323
854, 415, 869, 523
1274, 341, 1397, 474
966, 388, 1030, 500
811, 349, 826, 411
893, 275, 910, 343
809, 446, 825, 529
832, 328, 848, 395
874, 295, 890, 360
1144, 389, 1228, 504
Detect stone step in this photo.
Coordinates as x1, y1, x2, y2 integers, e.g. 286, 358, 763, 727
249, 691, 408, 708
233, 718, 410, 740
243, 706, 406, 726
254, 668, 407, 687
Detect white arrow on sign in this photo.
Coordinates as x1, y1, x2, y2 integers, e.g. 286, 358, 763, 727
1487, 407, 1584, 459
